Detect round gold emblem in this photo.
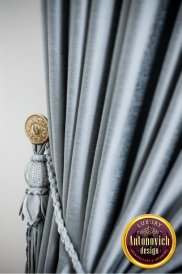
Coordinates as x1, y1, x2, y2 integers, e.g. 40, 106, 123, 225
25, 114, 49, 144
122, 214, 176, 269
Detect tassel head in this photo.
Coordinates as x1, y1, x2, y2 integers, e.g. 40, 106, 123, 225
25, 155, 49, 188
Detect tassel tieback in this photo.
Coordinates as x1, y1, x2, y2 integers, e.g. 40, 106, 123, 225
19, 145, 49, 273
19, 154, 49, 226
20, 141, 84, 273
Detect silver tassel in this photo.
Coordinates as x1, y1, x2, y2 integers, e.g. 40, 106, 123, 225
19, 144, 49, 273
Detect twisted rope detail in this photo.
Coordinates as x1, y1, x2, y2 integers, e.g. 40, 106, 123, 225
45, 143, 85, 274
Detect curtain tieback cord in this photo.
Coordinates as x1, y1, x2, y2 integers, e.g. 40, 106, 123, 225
45, 143, 85, 273
20, 114, 85, 273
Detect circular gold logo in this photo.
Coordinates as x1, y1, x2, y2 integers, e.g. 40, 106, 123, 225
25, 114, 49, 144
122, 214, 176, 269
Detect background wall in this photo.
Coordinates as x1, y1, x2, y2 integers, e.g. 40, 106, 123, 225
0, 0, 46, 272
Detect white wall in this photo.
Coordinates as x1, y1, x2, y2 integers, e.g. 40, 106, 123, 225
0, 0, 46, 272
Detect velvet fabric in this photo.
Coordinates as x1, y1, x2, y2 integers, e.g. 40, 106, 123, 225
37, 0, 182, 272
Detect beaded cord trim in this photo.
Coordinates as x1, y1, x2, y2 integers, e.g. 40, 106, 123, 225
45, 143, 85, 273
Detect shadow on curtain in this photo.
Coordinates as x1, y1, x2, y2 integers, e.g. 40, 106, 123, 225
36, 0, 182, 273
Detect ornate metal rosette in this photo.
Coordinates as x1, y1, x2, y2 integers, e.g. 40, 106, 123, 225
25, 114, 48, 144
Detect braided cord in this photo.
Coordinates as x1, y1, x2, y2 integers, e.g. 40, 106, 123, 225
45, 143, 85, 273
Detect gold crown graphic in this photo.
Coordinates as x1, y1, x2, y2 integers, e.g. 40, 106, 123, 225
140, 226, 159, 236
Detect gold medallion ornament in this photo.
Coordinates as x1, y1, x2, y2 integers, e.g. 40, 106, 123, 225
122, 214, 176, 269
25, 114, 49, 144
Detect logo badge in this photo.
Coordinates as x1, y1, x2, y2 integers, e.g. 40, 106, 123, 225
122, 214, 176, 269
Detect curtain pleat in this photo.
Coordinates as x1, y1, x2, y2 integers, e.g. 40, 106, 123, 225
46, 0, 68, 196
82, 0, 170, 271
151, 152, 182, 217
123, 4, 182, 210
56, 1, 91, 272
38, 0, 182, 272
37, 196, 53, 272
66, 0, 121, 255
63, 0, 90, 217
81, 0, 131, 261
96, 73, 181, 273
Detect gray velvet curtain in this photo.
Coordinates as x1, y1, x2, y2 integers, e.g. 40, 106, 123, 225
37, 0, 182, 273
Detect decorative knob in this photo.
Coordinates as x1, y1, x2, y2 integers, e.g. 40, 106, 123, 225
25, 114, 49, 144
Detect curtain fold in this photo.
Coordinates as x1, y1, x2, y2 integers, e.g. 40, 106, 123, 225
96, 73, 181, 273
122, 3, 182, 210
66, 0, 121, 255
37, 196, 54, 272
38, 0, 182, 273
82, 1, 171, 271
63, 0, 90, 217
